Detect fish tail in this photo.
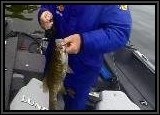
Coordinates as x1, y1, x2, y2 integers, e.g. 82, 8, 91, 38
49, 91, 58, 110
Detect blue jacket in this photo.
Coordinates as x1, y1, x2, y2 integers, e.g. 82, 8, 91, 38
38, 5, 132, 84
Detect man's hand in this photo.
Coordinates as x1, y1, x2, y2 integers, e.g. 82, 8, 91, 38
39, 11, 53, 30
62, 34, 81, 54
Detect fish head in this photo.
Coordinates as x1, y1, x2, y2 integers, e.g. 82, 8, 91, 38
55, 39, 68, 65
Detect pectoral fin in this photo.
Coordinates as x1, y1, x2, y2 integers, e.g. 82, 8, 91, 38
66, 65, 74, 74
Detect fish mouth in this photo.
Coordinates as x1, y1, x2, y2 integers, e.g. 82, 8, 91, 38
55, 39, 64, 43
55, 39, 67, 53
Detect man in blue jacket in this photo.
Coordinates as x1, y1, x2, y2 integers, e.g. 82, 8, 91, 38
38, 5, 132, 110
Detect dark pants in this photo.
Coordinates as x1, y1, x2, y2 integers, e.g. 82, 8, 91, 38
63, 73, 98, 110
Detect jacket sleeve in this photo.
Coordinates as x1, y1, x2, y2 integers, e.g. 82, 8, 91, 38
80, 5, 132, 55
38, 5, 57, 24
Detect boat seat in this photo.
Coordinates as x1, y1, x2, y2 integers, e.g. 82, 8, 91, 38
10, 78, 64, 110
96, 90, 140, 110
